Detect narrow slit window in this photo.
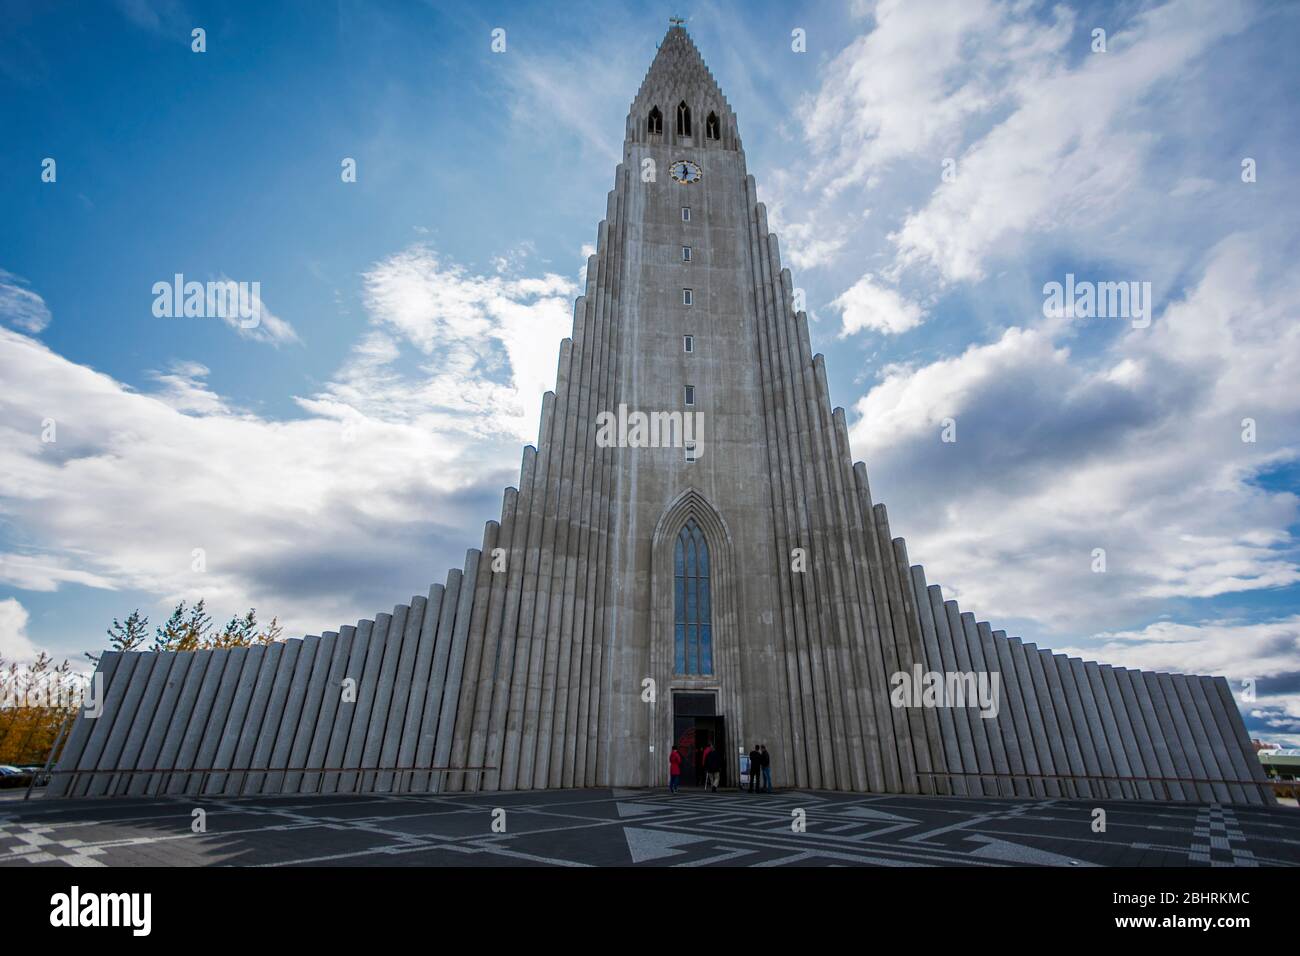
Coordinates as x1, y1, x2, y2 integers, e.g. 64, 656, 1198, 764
682, 246, 691, 262
683, 334, 694, 353
684, 385, 695, 406
676, 100, 692, 137
682, 288, 693, 306
682, 207, 691, 222
685, 441, 699, 463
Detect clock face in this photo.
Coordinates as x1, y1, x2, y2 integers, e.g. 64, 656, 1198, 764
670, 160, 702, 184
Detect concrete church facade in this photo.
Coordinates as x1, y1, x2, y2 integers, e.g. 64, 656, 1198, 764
50, 27, 1273, 805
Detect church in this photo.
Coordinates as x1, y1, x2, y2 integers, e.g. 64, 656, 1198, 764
49, 26, 1273, 806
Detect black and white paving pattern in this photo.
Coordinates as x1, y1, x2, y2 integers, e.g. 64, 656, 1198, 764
2, 787, 1297, 867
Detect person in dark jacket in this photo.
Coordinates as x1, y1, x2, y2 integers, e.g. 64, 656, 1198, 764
669, 746, 682, 793
759, 744, 772, 793
748, 745, 762, 793
699, 742, 714, 789
704, 744, 722, 792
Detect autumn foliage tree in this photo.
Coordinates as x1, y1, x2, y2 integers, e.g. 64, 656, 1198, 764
0, 652, 82, 767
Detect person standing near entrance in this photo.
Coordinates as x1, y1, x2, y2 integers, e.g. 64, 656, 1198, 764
669, 745, 682, 793
699, 741, 714, 789
760, 744, 772, 793
748, 745, 762, 793
704, 744, 721, 792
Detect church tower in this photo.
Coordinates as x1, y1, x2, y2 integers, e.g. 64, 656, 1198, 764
49, 26, 1273, 806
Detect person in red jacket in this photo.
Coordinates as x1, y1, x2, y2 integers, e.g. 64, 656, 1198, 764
669, 746, 682, 793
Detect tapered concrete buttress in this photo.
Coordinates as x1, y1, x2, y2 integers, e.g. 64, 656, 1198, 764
988, 631, 1037, 797
977, 629, 1029, 801
1006, 635, 1054, 797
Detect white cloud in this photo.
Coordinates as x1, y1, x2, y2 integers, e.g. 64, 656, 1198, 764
1063, 615, 1300, 683
218, 283, 301, 347
0, 245, 578, 652
0, 271, 52, 333
889, 0, 1250, 283
0, 597, 40, 662
802, 0, 1073, 197
849, 235, 1300, 636
833, 273, 926, 335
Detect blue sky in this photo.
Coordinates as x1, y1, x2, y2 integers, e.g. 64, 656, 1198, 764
1, 0, 1298, 744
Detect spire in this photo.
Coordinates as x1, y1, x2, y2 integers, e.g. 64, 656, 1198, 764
628, 23, 739, 150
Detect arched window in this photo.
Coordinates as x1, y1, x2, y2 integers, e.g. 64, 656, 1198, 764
674, 518, 713, 675
706, 111, 720, 140
647, 106, 663, 135
676, 100, 692, 137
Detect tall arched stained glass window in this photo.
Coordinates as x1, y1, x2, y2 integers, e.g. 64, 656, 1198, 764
674, 518, 713, 675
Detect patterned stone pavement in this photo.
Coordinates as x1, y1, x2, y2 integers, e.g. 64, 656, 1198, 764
2, 787, 1297, 867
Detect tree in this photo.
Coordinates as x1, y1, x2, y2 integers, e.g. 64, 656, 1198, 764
212, 609, 257, 648
153, 599, 212, 652
0, 652, 82, 767
87, 609, 151, 663
211, 609, 283, 648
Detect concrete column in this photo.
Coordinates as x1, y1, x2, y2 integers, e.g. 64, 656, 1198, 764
244, 639, 301, 795
434, 554, 482, 789
1031, 646, 1090, 799
82, 654, 153, 797
894, 539, 945, 794
960, 614, 1010, 793
1050, 652, 1102, 800
747, 176, 807, 790
138, 652, 203, 797
300, 629, 351, 793
1140, 671, 1191, 800
946, 604, 996, 793
412, 571, 463, 790
264, 633, 320, 794
910, 568, 964, 795
1081, 661, 1135, 798
977, 629, 1024, 801
1020, 642, 1072, 797
113, 651, 178, 797
485, 446, 540, 791
1210, 676, 1274, 804
339, 613, 392, 792
1123, 671, 1185, 806
1098, 665, 1156, 800
446, 523, 501, 792
186, 647, 251, 796
1158, 672, 1216, 802
361, 605, 411, 791
317, 624, 369, 796
224, 643, 285, 796
49, 653, 126, 798
1005, 637, 1057, 797
1186, 675, 1249, 804
1118, 667, 1178, 801
874, 505, 923, 794
284, 632, 343, 796
988, 633, 1039, 797
972, 624, 1019, 796
395, 583, 447, 793
1199, 676, 1262, 804
466, 492, 518, 791
377, 594, 430, 792
1066, 657, 1121, 798
927, 586, 982, 795
169, 648, 235, 796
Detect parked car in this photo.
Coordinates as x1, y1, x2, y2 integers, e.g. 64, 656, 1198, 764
0, 765, 36, 789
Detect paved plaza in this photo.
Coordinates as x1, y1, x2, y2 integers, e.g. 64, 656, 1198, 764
2, 787, 1297, 867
